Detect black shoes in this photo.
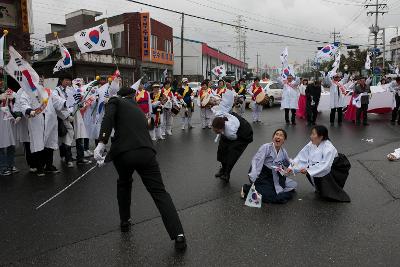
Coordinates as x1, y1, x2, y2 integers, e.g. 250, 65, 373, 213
44, 166, 60, 174
77, 159, 92, 165
215, 167, 224, 178
219, 173, 230, 182
175, 235, 187, 251
120, 220, 132, 232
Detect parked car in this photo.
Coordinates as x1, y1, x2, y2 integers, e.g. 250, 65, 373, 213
264, 81, 283, 107
188, 82, 201, 96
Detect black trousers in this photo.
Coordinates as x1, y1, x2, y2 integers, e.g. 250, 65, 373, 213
306, 101, 319, 123
217, 136, 250, 176
59, 143, 73, 162
330, 107, 343, 124
391, 94, 400, 123
76, 138, 85, 161
113, 148, 184, 240
356, 104, 368, 124
284, 109, 296, 123
84, 138, 90, 151
32, 148, 54, 171
23, 142, 35, 168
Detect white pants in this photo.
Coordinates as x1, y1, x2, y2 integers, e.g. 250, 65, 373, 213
200, 107, 212, 128
161, 109, 173, 135
252, 102, 263, 122
234, 103, 246, 116
181, 107, 193, 128
149, 127, 163, 139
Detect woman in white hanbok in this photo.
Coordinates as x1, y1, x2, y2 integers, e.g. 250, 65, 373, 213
288, 125, 351, 202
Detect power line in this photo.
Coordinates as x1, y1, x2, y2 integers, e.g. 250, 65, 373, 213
125, 0, 367, 47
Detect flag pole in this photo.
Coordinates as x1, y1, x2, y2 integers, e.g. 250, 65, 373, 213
3, 29, 9, 92
104, 18, 119, 73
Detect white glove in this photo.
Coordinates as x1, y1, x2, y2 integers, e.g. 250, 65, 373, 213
14, 117, 21, 124
29, 110, 36, 117
94, 142, 106, 163
67, 116, 74, 123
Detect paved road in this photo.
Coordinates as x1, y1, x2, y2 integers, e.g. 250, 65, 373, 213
1, 106, 400, 266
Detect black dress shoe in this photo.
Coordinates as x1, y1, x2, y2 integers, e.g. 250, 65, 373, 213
220, 174, 230, 182
175, 235, 187, 250
363, 123, 369, 126
120, 220, 132, 232
215, 167, 224, 178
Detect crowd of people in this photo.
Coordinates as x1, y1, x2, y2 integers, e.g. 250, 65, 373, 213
2, 69, 400, 250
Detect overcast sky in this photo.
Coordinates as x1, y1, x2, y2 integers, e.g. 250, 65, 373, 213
32, 0, 400, 67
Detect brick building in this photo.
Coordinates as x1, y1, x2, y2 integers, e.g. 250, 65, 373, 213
33, 9, 173, 84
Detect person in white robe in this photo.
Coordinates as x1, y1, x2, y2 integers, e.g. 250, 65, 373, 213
288, 125, 350, 202
243, 129, 297, 204
54, 75, 75, 167
388, 77, 400, 125
13, 88, 34, 172
278, 74, 301, 125
387, 147, 400, 161
212, 112, 253, 182
0, 88, 17, 176
19, 88, 69, 176
323, 72, 350, 125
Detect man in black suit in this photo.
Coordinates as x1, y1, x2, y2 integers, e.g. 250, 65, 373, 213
305, 80, 322, 126
94, 87, 186, 250
354, 76, 371, 126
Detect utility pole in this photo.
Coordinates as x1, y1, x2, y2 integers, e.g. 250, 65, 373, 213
366, 0, 387, 83
331, 28, 341, 61
234, 15, 247, 63
256, 53, 260, 76
180, 12, 184, 81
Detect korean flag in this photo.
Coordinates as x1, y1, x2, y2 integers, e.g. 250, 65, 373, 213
74, 22, 112, 53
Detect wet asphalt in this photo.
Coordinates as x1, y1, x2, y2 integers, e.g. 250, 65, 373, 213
1, 104, 400, 266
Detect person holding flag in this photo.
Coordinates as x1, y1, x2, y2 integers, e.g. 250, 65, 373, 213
279, 74, 301, 125
323, 72, 350, 126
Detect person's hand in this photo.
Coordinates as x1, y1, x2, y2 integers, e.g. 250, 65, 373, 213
286, 168, 293, 175
94, 142, 106, 163
0, 106, 7, 112
67, 116, 74, 122
29, 110, 36, 118
300, 168, 308, 175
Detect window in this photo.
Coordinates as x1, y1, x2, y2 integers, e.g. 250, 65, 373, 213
151, 35, 158, 50
164, 40, 172, 53
111, 32, 122, 49
269, 83, 283, 90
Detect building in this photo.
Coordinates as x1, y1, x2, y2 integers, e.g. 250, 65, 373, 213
390, 36, 400, 67
33, 10, 173, 84
0, 0, 32, 58
173, 37, 246, 81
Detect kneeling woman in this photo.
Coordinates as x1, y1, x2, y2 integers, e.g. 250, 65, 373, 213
213, 113, 253, 182
289, 125, 351, 202
242, 129, 297, 204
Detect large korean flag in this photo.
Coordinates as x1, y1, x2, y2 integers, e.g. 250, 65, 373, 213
74, 22, 112, 53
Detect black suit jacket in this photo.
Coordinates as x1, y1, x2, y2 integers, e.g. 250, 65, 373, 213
98, 96, 155, 162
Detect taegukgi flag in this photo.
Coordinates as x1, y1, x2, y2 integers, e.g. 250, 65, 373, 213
53, 39, 72, 73
212, 65, 226, 78
74, 22, 112, 53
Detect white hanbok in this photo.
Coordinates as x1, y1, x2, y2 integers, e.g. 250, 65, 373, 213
279, 77, 301, 109
66, 86, 88, 139
0, 105, 16, 148
19, 90, 68, 153
54, 86, 74, 146
292, 140, 337, 179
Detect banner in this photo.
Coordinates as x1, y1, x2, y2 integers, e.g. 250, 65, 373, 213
53, 39, 72, 73
140, 12, 151, 61
74, 22, 112, 53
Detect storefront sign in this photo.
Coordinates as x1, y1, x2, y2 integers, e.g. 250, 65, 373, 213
151, 48, 173, 65
0, 0, 17, 27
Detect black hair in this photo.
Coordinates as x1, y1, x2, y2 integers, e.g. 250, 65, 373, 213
311, 125, 330, 141
117, 87, 135, 97
212, 116, 228, 129
254, 77, 260, 82
218, 79, 225, 85
396, 77, 400, 82
239, 78, 246, 83
201, 81, 208, 86
225, 78, 232, 84
164, 80, 171, 87
273, 129, 287, 140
